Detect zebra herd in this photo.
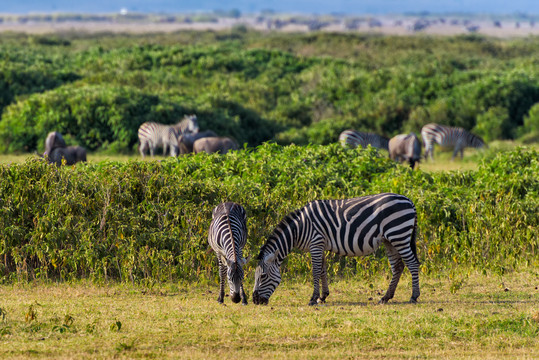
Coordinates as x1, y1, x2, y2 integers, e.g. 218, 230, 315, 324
210, 193, 420, 306
138, 115, 239, 157
210, 123, 484, 306
339, 123, 486, 168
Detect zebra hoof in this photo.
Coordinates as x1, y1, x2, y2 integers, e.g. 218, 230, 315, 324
378, 298, 389, 305
409, 298, 418, 304
308, 300, 318, 306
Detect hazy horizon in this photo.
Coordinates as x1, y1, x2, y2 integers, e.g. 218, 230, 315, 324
2, 0, 539, 15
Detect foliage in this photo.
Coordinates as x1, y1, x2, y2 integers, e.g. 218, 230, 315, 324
0, 145, 537, 284
1, 32, 539, 153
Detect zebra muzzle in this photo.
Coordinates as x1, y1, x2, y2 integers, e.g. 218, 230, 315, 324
252, 291, 268, 305
231, 292, 241, 303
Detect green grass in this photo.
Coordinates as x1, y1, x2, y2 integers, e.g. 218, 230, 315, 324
0, 273, 538, 359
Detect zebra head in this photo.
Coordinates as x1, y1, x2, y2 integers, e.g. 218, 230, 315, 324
252, 252, 281, 305
185, 115, 199, 134
225, 257, 248, 303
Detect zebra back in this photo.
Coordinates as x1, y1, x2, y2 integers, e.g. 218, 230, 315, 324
172, 114, 199, 136
338, 130, 389, 150
209, 202, 248, 264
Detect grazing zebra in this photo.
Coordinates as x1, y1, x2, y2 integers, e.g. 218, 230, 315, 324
421, 123, 485, 161
389, 133, 422, 169
252, 193, 420, 306
208, 202, 249, 305
193, 137, 239, 155
339, 130, 389, 151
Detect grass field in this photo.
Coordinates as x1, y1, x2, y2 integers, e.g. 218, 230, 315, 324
1, 273, 538, 359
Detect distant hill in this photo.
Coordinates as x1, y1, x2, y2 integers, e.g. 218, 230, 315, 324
2, 0, 539, 15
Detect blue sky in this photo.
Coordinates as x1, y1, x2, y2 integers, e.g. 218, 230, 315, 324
2, 0, 538, 14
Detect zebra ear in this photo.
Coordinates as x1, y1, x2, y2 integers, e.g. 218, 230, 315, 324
263, 253, 276, 264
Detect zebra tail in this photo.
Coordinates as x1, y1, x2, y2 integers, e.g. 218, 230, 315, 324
410, 215, 420, 265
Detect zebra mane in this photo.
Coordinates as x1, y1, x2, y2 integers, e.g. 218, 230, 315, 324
257, 208, 302, 260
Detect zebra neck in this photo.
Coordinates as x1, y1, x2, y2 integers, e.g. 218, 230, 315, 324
265, 208, 307, 262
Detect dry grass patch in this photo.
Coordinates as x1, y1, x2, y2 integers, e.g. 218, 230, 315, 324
0, 272, 538, 359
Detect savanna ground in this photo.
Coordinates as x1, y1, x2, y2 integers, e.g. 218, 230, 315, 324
1, 272, 538, 359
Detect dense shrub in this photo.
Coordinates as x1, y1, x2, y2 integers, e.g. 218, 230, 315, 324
2, 32, 539, 153
0, 145, 537, 284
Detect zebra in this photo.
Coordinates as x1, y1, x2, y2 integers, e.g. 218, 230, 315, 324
338, 130, 389, 151
421, 123, 485, 161
388, 133, 422, 169
138, 115, 199, 158
252, 193, 420, 306
208, 202, 249, 305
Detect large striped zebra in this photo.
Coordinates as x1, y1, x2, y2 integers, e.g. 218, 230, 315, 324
339, 130, 389, 151
252, 193, 420, 306
137, 115, 199, 158
421, 123, 485, 161
208, 202, 249, 305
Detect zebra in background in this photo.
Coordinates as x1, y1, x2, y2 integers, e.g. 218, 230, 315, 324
389, 133, 422, 169
338, 129, 389, 151
253, 193, 420, 306
138, 115, 199, 158
421, 123, 485, 161
208, 202, 249, 305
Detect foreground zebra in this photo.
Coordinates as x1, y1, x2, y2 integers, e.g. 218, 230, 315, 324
252, 193, 420, 306
138, 115, 199, 158
338, 130, 389, 151
208, 202, 249, 305
421, 123, 485, 161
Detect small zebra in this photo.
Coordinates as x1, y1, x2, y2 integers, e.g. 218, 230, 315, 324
138, 123, 179, 158
421, 123, 485, 161
208, 202, 249, 305
339, 129, 389, 151
252, 193, 420, 306
138, 115, 199, 158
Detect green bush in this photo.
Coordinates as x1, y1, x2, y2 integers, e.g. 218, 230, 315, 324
2, 32, 539, 151
0, 145, 537, 283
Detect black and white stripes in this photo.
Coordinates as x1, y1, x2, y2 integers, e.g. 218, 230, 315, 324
421, 123, 485, 160
252, 193, 420, 306
339, 129, 389, 151
208, 202, 249, 304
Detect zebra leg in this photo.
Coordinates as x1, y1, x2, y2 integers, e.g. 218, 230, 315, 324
240, 284, 248, 305
319, 253, 330, 303
380, 239, 405, 304
139, 142, 148, 158
217, 260, 227, 303
309, 243, 325, 306
394, 241, 421, 303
